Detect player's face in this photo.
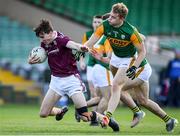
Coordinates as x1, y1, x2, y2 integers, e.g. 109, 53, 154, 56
39, 32, 53, 45
92, 18, 103, 31
108, 11, 123, 26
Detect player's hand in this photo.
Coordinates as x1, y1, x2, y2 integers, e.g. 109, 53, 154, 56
74, 51, 85, 61
28, 54, 41, 64
80, 46, 89, 52
90, 49, 102, 61
126, 66, 137, 80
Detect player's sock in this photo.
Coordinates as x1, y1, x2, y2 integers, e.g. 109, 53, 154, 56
131, 106, 140, 114
106, 111, 112, 119
90, 111, 97, 122
163, 114, 171, 123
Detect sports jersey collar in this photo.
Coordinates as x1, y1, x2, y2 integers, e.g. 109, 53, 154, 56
44, 31, 57, 47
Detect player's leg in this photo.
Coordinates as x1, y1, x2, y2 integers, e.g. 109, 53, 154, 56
86, 66, 97, 125
96, 86, 111, 114
88, 81, 97, 99
86, 87, 101, 108
135, 82, 178, 132
120, 91, 145, 128
87, 97, 101, 107
109, 65, 144, 127
87, 66, 97, 100
111, 65, 142, 115
71, 91, 101, 122
87, 87, 101, 126
71, 91, 119, 131
105, 68, 126, 119
39, 88, 62, 117
40, 75, 71, 120
90, 64, 111, 114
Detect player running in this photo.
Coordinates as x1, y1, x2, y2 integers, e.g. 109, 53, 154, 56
76, 15, 145, 128
84, 3, 178, 132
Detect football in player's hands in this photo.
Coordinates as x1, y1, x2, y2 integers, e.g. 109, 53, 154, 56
28, 46, 47, 64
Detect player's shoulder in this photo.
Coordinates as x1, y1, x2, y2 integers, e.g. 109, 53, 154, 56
56, 31, 68, 39
56, 32, 70, 41
85, 30, 94, 39
55, 31, 71, 46
86, 30, 93, 36
102, 20, 110, 28
122, 21, 137, 35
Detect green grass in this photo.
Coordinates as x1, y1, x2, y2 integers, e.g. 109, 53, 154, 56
0, 104, 180, 135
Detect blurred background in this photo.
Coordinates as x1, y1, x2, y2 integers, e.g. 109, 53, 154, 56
0, 0, 180, 107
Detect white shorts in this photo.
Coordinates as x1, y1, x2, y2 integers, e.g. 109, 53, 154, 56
49, 74, 86, 97
92, 64, 113, 88
86, 66, 93, 82
110, 53, 152, 82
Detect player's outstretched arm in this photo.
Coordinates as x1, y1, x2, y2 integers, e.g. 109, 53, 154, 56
66, 41, 89, 52
84, 34, 100, 49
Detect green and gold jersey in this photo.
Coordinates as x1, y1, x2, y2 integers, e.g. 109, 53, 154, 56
82, 30, 95, 67
94, 20, 147, 67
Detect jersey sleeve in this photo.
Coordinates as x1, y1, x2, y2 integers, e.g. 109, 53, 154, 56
104, 39, 112, 53
130, 29, 143, 46
57, 35, 71, 48
94, 24, 104, 38
82, 33, 87, 44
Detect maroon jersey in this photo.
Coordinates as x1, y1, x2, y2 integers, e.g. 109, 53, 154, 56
41, 31, 79, 77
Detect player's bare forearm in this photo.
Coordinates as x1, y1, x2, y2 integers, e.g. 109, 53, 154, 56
134, 52, 146, 67
84, 34, 100, 49
134, 43, 146, 67
66, 41, 88, 52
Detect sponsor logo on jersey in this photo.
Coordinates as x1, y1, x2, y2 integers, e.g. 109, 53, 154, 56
108, 38, 130, 47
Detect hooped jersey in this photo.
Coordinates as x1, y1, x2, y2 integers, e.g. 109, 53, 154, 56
94, 20, 147, 67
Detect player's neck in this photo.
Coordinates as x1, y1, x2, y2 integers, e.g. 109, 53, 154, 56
48, 31, 57, 44
113, 21, 123, 28
52, 31, 57, 40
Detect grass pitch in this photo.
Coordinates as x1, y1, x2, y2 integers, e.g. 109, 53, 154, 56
0, 104, 180, 135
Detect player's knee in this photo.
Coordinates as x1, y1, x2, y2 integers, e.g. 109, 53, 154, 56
121, 84, 129, 91
39, 110, 49, 118
112, 82, 120, 92
139, 97, 148, 106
